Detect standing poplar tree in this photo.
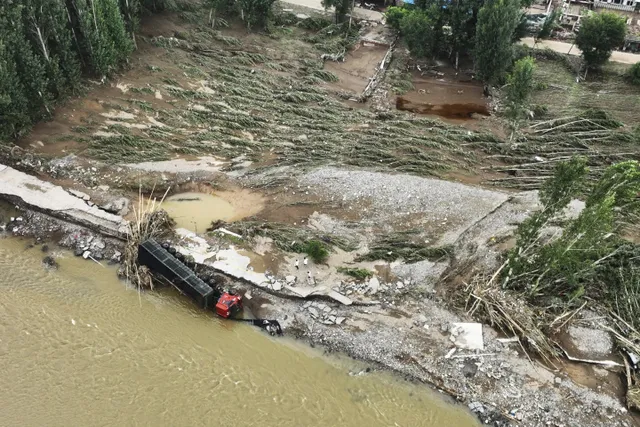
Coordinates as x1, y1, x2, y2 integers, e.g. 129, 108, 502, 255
70, 0, 133, 77
474, 0, 521, 86
0, 40, 31, 139
22, 0, 81, 98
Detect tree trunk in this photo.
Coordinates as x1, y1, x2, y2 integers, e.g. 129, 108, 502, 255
89, 0, 98, 32
34, 23, 50, 62
64, 2, 85, 65
455, 51, 459, 70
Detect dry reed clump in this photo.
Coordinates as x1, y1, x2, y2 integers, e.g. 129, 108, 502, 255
460, 272, 560, 366
122, 188, 175, 289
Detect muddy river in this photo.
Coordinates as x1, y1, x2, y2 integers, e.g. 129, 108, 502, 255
0, 237, 478, 426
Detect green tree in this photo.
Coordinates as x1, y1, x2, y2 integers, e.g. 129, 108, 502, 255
537, 8, 560, 40
575, 12, 626, 70
400, 9, 438, 59
474, 0, 521, 86
625, 61, 640, 86
385, 6, 409, 31
448, 0, 479, 69
505, 56, 535, 120
0, 40, 31, 139
4, 2, 54, 122
71, 0, 133, 76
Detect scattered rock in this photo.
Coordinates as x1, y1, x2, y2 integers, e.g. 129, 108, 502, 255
92, 240, 106, 250
97, 185, 110, 192
335, 316, 346, 325
303, 301, 312, 308
285, 275, 296, 284
554, 377, 562, 385
42, 255, 58, 269
41, 244, 49, 252
308, 307, 319, 318
462, 360, 478, 378
101, 197, 130, 216
272, 281, 283, 291
468, 401, 485, 414
74, 248, 84, 257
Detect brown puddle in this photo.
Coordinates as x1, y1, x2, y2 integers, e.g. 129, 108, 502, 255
396, 97, 490, 120
155, 189, 264, 232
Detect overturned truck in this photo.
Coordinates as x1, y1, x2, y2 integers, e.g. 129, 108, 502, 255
138, 238, 282, 335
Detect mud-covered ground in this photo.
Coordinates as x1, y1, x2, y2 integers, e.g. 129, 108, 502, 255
2, 4, 640, 427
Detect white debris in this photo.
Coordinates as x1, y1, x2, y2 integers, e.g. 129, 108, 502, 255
450, 323, 484, 351
367, 276, 380, 294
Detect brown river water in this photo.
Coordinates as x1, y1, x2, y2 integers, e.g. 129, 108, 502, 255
0, 237, 478, 427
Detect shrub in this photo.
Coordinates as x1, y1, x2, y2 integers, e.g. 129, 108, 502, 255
385, 6, 409, 30
304, 240, 329, 263
626, 62, 640, 86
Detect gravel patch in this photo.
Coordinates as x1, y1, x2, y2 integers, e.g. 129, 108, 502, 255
123, 156, 225, 173
300, 167, 509, 244
392, 259, 448, 291
568, 326, 614, 357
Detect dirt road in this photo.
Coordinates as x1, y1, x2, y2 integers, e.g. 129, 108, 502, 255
281, 0, 384, 21
522, 37, 640, 65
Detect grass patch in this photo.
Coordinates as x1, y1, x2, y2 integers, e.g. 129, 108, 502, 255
71, 126, 90, 133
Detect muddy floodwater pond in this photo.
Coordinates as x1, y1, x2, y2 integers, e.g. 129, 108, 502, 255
157, 190, 263, 232
0, 237, 479, 427
396, 69, 490, 121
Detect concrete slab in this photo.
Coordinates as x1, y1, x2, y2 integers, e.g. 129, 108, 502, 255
0, 164, 128, 237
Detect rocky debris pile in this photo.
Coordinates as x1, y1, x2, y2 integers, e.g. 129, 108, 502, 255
338, 275, 413, 303
61, 230, 122, 263
301, 300, 346, 326
4, 211, 62, 237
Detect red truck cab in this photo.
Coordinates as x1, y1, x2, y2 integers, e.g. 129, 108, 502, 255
215, 292, 243, 318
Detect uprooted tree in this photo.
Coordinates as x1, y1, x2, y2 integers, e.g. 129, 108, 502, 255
502, 158, 640, 319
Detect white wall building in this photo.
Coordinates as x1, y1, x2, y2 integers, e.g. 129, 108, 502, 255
594, 0, 640, 13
